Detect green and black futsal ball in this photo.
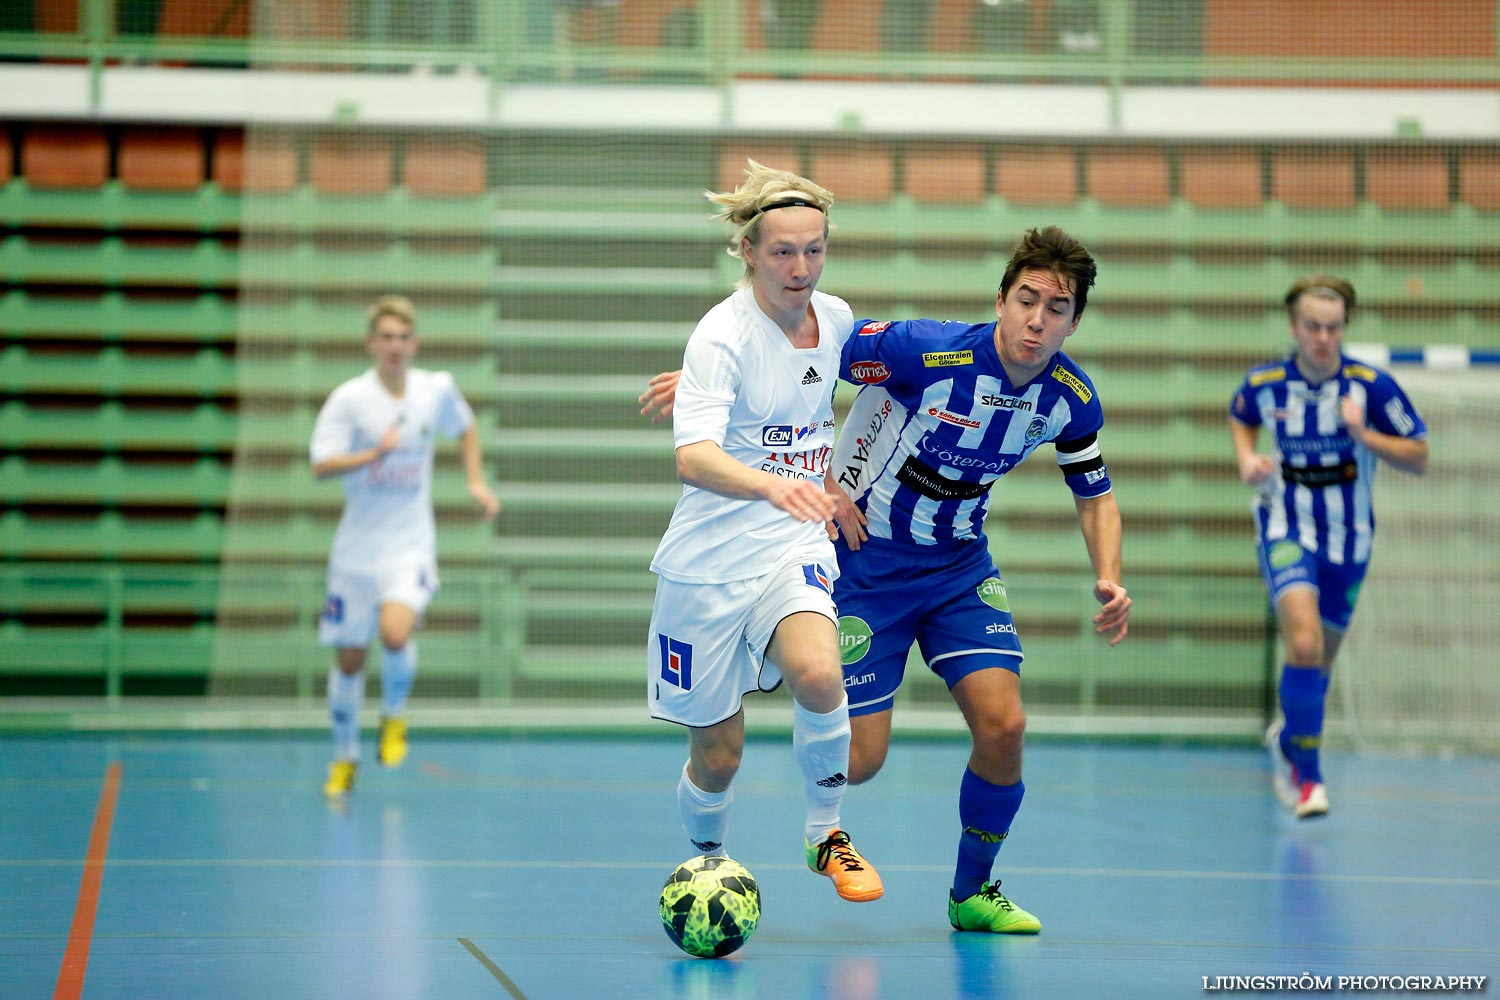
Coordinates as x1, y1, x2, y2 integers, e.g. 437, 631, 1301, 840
659, 855, 761, 958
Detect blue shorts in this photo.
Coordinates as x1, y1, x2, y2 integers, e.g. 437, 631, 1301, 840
1256, 534, 1367, 633
833, 534, 1022, 717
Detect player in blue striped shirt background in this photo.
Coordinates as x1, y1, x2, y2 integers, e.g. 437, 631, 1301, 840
1229, 275, 1429, 819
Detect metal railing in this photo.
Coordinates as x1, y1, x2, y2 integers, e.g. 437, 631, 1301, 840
1, 0, 1496, 94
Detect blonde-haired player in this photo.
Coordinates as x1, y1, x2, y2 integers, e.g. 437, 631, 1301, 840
648, 161, 882, 902
311, 294, 499, 798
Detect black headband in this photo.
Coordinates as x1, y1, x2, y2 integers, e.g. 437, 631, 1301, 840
752, 197, 824, 217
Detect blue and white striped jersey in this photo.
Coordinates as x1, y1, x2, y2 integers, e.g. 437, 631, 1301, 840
833, 318, 1110, 546
1229, 353, 1427, 566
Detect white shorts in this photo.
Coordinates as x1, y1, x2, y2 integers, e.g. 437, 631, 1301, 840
318, 562, 439, 648
647, 553, 839, 728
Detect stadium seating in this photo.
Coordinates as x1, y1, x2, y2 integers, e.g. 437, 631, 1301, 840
1459, 150, 1500, 212
904, 145, 987, 204
1179, 147, 1264, 210
1272, 147, 1357, 210
994, 145, 1079, 205
308, 133, 394, 197
118, 128, 206, 192
20, 125, 109, 189
1365, 147, 1452, 212
3, 120, 1496, 709
1086, 146, 1172, 208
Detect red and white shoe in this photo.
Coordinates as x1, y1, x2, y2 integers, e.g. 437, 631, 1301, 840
1267, 719, 1329, 819
1294, 780, 1329, 819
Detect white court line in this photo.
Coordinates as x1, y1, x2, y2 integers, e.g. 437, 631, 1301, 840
4, 857, 1498, 889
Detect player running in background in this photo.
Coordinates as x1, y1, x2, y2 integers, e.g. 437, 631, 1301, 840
1229, 276, 1428, 819
648, 161, 882, 903
641, 226, 1131, 931
310, 294, 500, 799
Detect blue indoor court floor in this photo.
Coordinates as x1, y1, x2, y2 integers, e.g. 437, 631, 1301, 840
3, 728, 1497, 1000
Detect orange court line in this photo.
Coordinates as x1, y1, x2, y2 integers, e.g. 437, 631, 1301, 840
53, 761, 122, 1000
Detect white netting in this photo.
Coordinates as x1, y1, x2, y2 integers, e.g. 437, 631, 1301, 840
1331, 369, 1500, 754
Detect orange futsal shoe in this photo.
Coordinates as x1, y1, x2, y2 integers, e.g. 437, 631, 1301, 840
806, 829, 884, 902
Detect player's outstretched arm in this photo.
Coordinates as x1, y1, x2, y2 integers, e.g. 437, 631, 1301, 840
639, 370, 681, 425
677, 440, 837, 524
1338, 395, 1429, 476
1074, 492, 1131, 646
459, 424, 500, 520
1229, 418, 1275, 486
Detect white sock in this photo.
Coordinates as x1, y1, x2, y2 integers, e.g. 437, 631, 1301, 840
380, 641, 417, 717
327, 667, 365, 762
793, 694, 852, 845
677, 761, 731, 856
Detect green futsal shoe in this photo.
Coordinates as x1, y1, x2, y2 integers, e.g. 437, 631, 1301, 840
948, 881, 1041, 934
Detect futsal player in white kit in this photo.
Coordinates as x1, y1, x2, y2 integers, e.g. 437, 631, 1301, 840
311, 295, 499, 798
648, 161, 883, 902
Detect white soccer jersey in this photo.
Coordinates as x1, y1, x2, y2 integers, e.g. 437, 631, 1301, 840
309, 367, 475, 575
651, 287, 854, 584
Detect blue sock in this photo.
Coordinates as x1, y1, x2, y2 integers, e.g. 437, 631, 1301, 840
1278, 664, 1326, 784
380, 641, 417, 717
327, 667, 364, 762
953, 769, 1024, 900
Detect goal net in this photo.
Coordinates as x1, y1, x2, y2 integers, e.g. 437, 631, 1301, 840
1329, 367, 1500, 754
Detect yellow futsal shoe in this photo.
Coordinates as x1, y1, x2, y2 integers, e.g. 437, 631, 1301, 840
949, 881, 1041, 934
376, 715, 409, 768
323, 759, 357, 799
806, 829, 884, 902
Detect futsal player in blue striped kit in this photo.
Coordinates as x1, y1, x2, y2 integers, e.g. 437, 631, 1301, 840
1230, 275, 1428, 819
825, 226, 1131, 934
644, 226, 1133, 932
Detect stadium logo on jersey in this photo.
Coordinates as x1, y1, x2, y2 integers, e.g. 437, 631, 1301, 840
1250, 368, 1287, 387
838, 616, 874, 665
1342, 364, 1377, 383
858, 321, 892, 336
1268, 540, 1303, 570
763, 425, 793, 446
979, 394, 1033, 411
1023, 416, 1048, 446
657, 634, 694, 690
928, 406, 982, 429
321, 594, 345, 624
922, 350, 974, 368
977, 578, 1010, 612
850, 361, 890, 384
802, 564, 832, 595
1050, 364, 1092, 402
801, 367, 823, 385
985, 622, 1017, 635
